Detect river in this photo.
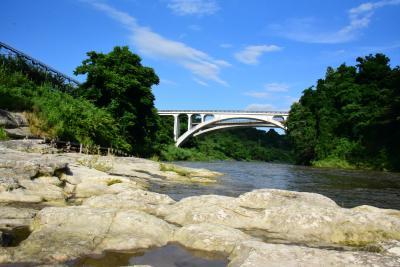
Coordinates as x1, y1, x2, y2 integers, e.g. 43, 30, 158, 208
153, 161, 400, 210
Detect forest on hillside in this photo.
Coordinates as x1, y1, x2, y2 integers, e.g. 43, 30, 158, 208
286, 54, 400, 171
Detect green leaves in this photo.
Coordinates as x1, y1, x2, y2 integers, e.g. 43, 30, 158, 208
287, 53, 400, 171
74, 46, 160, 156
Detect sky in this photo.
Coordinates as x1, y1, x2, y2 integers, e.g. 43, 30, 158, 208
1, 0, 400, 111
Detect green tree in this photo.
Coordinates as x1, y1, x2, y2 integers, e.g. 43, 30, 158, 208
287, 53, 400, 171
74, 46, 160, 156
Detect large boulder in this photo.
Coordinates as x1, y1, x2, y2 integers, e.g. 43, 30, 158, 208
228, 240, 400, 267
237, 189, 339, 209
162, 195, 260, 228
63, 164, 148, 199
162, 189, 400, 248
83, 189, 175, 216
0, 110, 33, 139
0, 148, 68, 203
0, 189, 43, 203
0, 140, 57, 154
5, 206, 176, 264
0, 207, 37, 230
18, 180, 64, 201
4, 127, 33, 139
174, 223, 252, 255
0, 110, 28, 129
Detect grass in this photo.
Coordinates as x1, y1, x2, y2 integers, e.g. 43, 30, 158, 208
24, 111, 55, 138
76, 155, 114, 172
0, 127, 8, 140
312, 157, 356, 170
160, 163, 191, 177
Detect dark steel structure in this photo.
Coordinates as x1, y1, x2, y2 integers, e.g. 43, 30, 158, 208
0, 41, 81, 87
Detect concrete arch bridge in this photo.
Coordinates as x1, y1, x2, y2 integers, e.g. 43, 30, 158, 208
158, 110, 289, 147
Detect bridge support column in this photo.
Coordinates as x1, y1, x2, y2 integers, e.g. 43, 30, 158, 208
200, 114, 205, 123
173, 114, 180, 142
187, 114, 193, 130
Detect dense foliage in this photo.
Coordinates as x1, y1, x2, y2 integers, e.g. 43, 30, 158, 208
0, 55, 129, 149
287, 54, 400, 171
73, 46, 160, 156
158, 120, 294, 162
0, 55, 74, 91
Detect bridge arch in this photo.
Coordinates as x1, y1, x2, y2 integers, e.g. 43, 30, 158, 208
176, 115, 286, 147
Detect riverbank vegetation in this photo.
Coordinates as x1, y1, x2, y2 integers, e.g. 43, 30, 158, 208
287, 54, 400, 171
0, 54, 129, 150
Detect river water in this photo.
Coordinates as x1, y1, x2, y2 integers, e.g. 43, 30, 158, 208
154, 161, 400, 210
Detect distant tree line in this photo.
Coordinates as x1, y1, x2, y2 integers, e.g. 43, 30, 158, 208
158, 125, 294, 162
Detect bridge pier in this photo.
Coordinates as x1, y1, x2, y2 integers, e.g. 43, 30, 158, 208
173, 114, 180, 142
187, 114, 193, 131
200, 114, 205, 123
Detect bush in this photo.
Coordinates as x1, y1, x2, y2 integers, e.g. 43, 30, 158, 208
31, 85, 130, 150
159, 144, 211, 161
0, 61, 130, 151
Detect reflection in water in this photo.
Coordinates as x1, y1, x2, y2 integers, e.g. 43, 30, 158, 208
73, 244, 227, 267
153, 162, 400, 209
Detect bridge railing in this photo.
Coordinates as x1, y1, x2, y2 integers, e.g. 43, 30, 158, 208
158, 110, 289, 115
0, 41, 81, 87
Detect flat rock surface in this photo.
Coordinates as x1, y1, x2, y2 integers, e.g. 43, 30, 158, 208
229, 240, 400, 267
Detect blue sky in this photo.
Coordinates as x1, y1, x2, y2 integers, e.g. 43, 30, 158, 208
1, 0, 400, 111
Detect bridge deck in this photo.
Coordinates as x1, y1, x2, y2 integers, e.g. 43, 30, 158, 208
158, 110, 289, 115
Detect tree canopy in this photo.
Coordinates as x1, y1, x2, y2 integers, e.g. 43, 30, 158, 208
286, 54, 400, 171
74, 46, 160, 156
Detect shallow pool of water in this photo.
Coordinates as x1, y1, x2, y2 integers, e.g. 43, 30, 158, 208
72, 244, 228, 267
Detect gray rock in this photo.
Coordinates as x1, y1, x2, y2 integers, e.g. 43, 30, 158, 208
0, 207, 37, 230
0, 110, 28, 128
4, 127, 33, 139
162, 189, 400, 248
6, 206, 176, 264
0, 140, 56, 153
173, 223, 252, 255
83, 189, 175, 216
229, 240, 400, 267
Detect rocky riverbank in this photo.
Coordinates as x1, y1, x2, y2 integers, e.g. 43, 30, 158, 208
1, 140, 400, 266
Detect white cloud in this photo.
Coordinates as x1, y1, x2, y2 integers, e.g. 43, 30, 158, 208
264, 83, 289, 92
89, 1, 137, 27
167, 0, 219, 16
245, 103, 275, 111
193, 77, 209, 86
234, 45, 282, 65
244, 83, 289, 99
244, 91, 270, 98
88, 1, 229, 85
271, 0, 400, 43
